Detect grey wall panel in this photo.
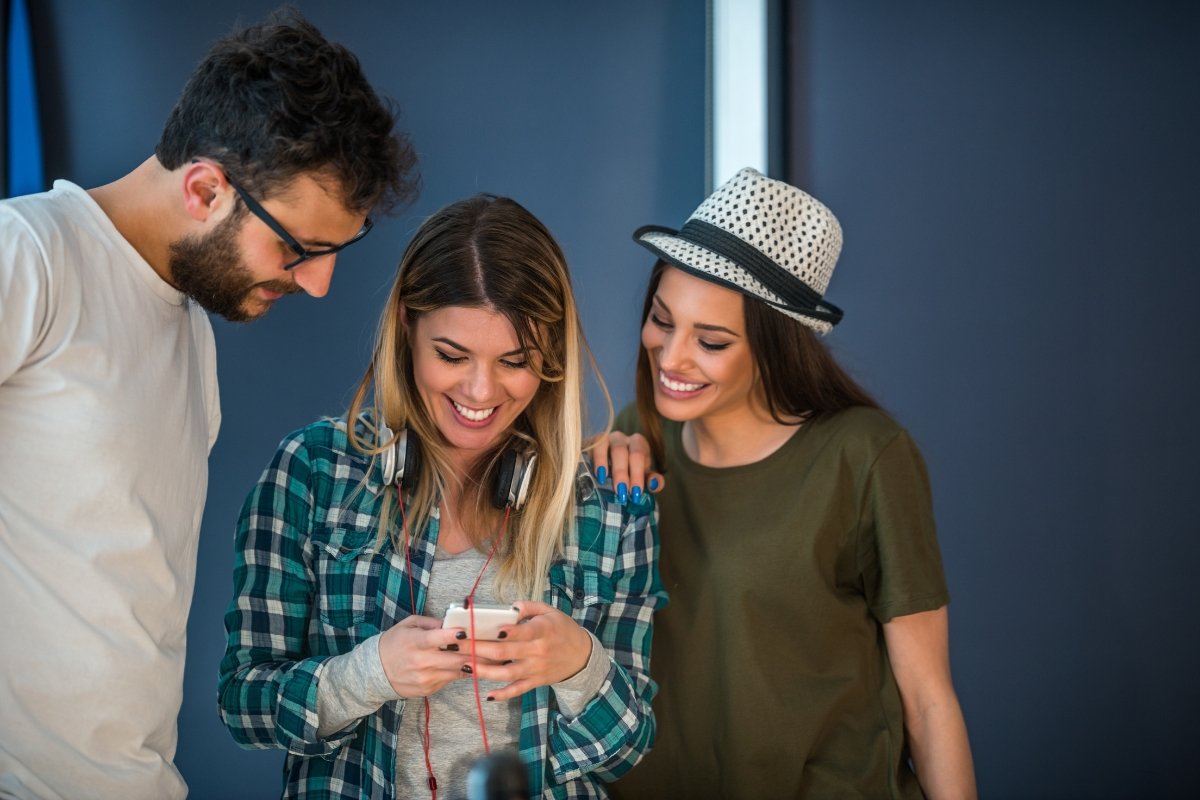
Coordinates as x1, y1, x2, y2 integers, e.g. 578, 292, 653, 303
789, 2, 1199, 796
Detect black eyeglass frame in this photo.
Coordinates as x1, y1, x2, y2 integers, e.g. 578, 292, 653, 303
224, 172, 373, 270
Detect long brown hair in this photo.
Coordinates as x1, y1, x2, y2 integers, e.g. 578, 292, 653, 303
635, 260, 880, 467
349, 194, 605, 599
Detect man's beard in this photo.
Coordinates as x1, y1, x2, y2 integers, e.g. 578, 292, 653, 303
168, 212, 296, 322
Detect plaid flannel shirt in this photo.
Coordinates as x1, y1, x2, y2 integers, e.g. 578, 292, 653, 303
218, 417, 666, 799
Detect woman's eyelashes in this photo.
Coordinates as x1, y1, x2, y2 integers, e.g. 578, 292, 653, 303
433, 348, 528, 369
649, 313, 731, 353
649, 311, 673, 330
434, 348, 466, 365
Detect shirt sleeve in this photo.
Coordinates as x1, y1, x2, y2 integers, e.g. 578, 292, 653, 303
543, 483, 666, 785
0, 212, 50, 385
550, 630, 607, 718
217, 432, 356, 756
857, 429, 951, 622
316, 634, 401, 737
187, 304, 221, 454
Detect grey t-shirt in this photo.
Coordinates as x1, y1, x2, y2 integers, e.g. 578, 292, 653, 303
316, 541, 609, 797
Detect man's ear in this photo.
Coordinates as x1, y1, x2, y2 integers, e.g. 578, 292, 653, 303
181, 160, 230, 222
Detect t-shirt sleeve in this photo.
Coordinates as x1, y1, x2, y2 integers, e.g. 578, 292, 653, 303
188, 305, 221, 453
0, 214, 51, 384
857, 429, 951, 623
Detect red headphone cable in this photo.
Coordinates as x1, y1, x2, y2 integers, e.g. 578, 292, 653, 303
396, 485, 512, 796
397, 486, 438, 797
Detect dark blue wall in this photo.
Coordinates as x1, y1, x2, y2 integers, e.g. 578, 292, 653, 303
790, 2, 1199, 797
32, 2, 704, 797
27, 1, 1199, 797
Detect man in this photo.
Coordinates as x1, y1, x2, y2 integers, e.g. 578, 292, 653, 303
0, 11, 418, 799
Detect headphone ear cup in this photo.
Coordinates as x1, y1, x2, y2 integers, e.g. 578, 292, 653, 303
492, 449, 517, 510
394, 428, 421, 491
491, 448, 536, 511
377, 421, 397, 486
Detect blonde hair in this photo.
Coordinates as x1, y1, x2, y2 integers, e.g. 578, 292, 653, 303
348, 194, 606, 599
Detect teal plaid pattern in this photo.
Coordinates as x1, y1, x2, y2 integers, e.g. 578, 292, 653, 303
218, 417, 665, 798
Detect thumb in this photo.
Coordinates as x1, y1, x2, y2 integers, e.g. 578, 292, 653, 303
397, 614, 443, 630
512, 600, 554, 620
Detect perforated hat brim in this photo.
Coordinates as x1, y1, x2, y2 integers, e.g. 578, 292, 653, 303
634, 226, 841, 333
630, 167, 845, 334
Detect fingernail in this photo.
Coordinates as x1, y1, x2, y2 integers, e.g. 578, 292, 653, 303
631, 485, 642, 505
462, 665, 472, 674
486, 696, 495, 702
596, 466, 607, 485
456, 631, 467, 640
498, 631, 507, 639
617, 482, 628, 504
446, 644, 459, 652
511, 605, 520, 612
649, 477, 659, 491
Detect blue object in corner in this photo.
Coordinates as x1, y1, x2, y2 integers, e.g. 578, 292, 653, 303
6, 0, 45, 197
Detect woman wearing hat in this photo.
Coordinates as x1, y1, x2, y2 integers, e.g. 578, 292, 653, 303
602, 169, 975, 799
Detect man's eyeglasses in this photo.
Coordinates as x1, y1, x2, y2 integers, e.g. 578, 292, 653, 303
224, 172, 373, 270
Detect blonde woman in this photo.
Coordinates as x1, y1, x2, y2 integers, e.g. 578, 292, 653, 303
219, 194, 664, 798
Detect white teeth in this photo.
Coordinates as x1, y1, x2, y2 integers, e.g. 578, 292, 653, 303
452, 400, 497, 422
659, 371, 704, 392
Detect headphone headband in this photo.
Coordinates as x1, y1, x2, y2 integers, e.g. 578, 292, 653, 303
377, 420, 534, 511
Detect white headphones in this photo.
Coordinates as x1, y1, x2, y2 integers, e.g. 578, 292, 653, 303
377, 422, 536, 511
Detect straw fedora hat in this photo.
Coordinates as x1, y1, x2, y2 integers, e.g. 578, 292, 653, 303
633, 167, 844, 333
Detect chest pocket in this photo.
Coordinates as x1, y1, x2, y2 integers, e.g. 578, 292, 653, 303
547, 560, 614, 630
311, 525, 382, 629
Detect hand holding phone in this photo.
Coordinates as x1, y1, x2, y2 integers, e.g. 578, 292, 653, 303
442, 602, 519, 641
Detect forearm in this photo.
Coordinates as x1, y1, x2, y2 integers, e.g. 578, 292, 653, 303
316, 633, 401, 737
551, 630, 608, 718
218, 654, 331, 753
546, 656, 656, 783
881, 607, 975, 799
906, 696, 977, 800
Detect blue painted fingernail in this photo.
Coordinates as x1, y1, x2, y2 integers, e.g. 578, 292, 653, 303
631, 485, 642, 505
456, 631, 467, 640
596, 466, 607, 485
617, 482, 628, 504
649, 477, 659, 491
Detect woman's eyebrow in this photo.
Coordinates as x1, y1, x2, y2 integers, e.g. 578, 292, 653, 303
432, 336, 525, 358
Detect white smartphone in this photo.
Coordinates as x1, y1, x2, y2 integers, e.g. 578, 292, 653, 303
442, 602, 519, 641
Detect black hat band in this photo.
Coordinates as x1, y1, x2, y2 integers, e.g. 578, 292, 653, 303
677, 219, 844, 325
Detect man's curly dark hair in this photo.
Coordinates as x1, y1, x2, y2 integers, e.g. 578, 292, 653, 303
155, 9, 418, 215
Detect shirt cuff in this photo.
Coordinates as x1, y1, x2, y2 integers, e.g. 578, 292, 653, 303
315, 633, 401, 737
550, 630, 608, 719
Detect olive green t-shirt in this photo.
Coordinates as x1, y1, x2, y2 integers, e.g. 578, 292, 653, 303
610, 405, 949, 800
